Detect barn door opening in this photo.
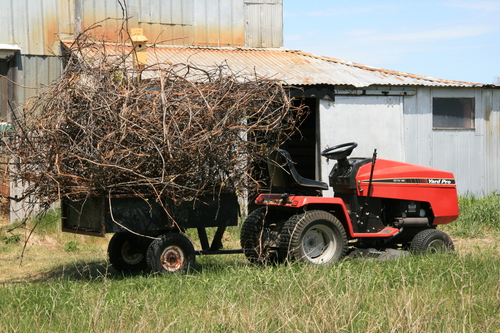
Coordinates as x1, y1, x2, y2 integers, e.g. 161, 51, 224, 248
280, 97, 318, 180
0, 58, 13, 207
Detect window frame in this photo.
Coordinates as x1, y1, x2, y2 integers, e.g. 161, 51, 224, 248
432, 97, 475, 130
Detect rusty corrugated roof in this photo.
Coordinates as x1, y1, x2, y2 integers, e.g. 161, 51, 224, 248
63, 42, 490, 88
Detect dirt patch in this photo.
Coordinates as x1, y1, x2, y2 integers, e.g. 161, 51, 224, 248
453, 235, 500, 256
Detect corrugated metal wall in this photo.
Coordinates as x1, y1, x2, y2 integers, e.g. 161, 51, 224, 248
0, 0, 74, 56
8, 54, 62, 222
0, 0, 282, 56
18, 54, 62, 100
244, 0, 283, 48
485, 90, 500, 195
404, 87, 500, 196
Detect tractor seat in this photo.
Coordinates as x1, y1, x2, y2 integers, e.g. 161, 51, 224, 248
268, 149, 329, 192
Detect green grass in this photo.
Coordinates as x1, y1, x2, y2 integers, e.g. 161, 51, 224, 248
442, 193, 500, 238
0, 196, 499, 332
1, 253, 499, 332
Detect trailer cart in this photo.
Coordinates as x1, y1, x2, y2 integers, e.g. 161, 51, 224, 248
62, 193, 240, 273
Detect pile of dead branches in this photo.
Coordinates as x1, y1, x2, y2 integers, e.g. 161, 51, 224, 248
4, 33, 305, 208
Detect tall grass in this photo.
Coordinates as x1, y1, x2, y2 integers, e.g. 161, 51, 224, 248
1, 253, 499, 332
442, 193, 500, 238
1, 196, 499, 332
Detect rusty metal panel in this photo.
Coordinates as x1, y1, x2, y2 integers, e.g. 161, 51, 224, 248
1, 0, 74, 56
79, 0, 198, 46
121, 45, 487, 88
61, 40, 492, 88
192, 0, 245, 47
2, 0, 270, 53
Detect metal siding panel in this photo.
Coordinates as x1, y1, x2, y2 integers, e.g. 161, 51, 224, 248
81, 0, 123, 41
8, 0, 59, 55
181, 0, 195, 45
414, 88, 433, 167
486, 90, 500, 194
268, 1, 282, 47
12, 0, 30, 52
47, 55, 62, 83
429, 88, 487, 196
206, 0, 221, 46
193, 0, 208, 45
244, 1, 282, 47
171, 0, 190, 45
244, 3, 260, 47
42, 0, 60, 54
161, 0, 175, 43
260, 3, 272, 47
137, 0, 194, 45
0, 0, 15, 44
58, 0, 74, 37
232, 0, 245, 46
219, 0, 242, 46
319, 95, 404, 160
139, 0, 159, 41
17, 55, 61, 103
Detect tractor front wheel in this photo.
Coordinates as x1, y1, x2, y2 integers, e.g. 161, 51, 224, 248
147, 233, 195, 274
410, 229, 454, 254
240, 207, 284, 265
280, 210, 348, 265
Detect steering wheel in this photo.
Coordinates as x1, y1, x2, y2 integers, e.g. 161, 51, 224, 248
321, 142, 358, 160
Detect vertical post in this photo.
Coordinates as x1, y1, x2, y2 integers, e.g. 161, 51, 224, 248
130, 28, 148, 73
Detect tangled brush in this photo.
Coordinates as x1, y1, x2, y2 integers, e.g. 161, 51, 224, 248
3, 32, 306, 211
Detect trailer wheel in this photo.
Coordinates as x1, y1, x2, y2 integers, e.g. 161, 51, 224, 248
280, 210, 348, 265
410, 229, 454, 254
147, 233, 195, 274
108, 232, 152, 272
240, 207, 283, 265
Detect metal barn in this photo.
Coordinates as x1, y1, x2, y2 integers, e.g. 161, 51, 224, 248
1, 0, 499, 221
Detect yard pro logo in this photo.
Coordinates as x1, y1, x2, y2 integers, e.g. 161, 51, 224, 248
428, 178, 454, 185
368, 178, 456, 185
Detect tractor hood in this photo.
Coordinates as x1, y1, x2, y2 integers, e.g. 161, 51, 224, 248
357, 159, 456, 186
356, 159, 458, 224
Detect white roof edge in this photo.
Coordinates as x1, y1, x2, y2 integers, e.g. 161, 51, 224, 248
0, 44, 21, 51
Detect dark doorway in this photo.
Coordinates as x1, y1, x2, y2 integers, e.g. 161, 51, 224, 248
280, 97, 318, 180
0, 57, 15, 202
247, 97, 319, 212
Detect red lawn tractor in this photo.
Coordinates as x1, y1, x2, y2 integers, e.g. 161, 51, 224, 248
240, 142, 459, 265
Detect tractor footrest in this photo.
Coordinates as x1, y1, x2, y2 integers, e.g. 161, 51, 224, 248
353, 227, 400, 238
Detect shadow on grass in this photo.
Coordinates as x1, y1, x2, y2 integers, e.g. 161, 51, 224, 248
2, 260, 145, 283
2, 254, 253, 283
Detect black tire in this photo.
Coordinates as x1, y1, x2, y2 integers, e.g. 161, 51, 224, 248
108, 232, 153, 272
240, 207, 283, 265
410, 229, 454, 254
280, 210, 348, 265
147, 233, 195, 274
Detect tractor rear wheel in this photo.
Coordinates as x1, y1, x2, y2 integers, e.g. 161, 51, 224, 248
108, 232, 153, 272
410, 229, 454, 254
147, 233, 195, 274
240, 207, 283, 265
280, 210, 348, 265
